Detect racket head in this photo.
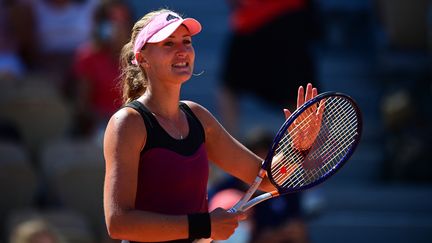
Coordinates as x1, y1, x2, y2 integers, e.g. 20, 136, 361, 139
262, 91, 362, 194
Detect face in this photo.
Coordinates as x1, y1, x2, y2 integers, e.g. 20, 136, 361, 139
139, 25, 195, 84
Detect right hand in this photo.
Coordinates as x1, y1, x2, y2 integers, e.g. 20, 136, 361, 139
209, 207, 247, 240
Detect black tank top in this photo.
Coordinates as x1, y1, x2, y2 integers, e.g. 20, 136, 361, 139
122, 100, 209, 243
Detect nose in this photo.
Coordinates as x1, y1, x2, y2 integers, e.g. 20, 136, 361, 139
176, 46, 188, 58
176, 51, 187, 58
175, 43, 192, 58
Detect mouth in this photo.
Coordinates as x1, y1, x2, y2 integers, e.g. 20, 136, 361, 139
172, 62, 189, 68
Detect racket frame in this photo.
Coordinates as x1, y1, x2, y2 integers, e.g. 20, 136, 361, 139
235, 92, 362, 212
266, 91, 363, 194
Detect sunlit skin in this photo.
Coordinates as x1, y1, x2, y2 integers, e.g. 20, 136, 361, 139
104, 20, 321, 242
105, 25, 257, 242
284, 83, 325, 151
138, 25, 195, 87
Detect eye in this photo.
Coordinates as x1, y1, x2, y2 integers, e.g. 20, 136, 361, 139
163, 41, 174, 47
183, 39, 192, 45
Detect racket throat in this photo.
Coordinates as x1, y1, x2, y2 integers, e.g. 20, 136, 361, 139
230, 169, 266, 212
243, 191, 279, 211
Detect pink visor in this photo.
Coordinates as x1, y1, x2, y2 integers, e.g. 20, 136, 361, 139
132, 11, 202, 65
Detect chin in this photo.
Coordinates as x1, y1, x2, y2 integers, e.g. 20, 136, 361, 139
175, 72, 193, 82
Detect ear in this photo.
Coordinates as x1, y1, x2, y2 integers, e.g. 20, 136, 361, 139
135, 52, 149, 67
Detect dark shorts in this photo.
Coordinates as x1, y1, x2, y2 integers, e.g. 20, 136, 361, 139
221, 10, 318, 109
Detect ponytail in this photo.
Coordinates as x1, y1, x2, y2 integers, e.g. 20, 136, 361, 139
118, 9, 171, 104
118, 42, 147, 104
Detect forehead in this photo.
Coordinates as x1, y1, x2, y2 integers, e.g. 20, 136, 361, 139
167, 25, 192, 38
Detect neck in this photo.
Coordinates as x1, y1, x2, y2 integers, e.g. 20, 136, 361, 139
139, 83, 182, 119
139, 84, 187, 140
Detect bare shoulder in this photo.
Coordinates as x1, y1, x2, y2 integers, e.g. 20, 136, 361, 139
107, 107, 145, 131
182, 100, 222, 135
104, 106, 146, 150
182, 101, 215, 123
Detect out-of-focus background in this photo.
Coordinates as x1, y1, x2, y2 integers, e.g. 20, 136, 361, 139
0, 0, 431, 242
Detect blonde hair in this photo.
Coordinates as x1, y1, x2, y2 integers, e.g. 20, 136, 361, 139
118, 8, 174, 104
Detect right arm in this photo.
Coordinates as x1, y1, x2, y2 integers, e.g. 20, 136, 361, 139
103, 107, 189, 242
103, 107, 243, 241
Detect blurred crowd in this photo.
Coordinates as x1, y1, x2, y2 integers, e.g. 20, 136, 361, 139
1, 0, 431, 243
0, 0, 133, 242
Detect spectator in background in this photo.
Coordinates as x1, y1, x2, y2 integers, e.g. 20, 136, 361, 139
219, 0, 321, 134
24, 0, 99, 88
0, 0, 27, 80
0, 1, 27, 145
72, 0, 132, 138
9, 218, 66, 243
2, 0, 37, 72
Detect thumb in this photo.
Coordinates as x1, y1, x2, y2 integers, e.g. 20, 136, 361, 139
236, 211, 248, 221
283, 109, 292, 120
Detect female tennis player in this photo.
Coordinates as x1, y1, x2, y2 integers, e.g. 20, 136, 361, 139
103, 8, 320, 243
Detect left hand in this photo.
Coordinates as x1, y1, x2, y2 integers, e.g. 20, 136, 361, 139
283, 83, 325, 151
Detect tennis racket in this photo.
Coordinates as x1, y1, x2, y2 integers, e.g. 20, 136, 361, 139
196, 91, 362, 242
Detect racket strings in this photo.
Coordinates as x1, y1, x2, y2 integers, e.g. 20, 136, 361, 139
277, 96, 343, 150
277, 98, 357, 187
291, 129, 357, 187
270, 96, 360, 188
290, 127, 357, 188
306, 103, 358, 162
270, 100, 332, 185
274, 99, 332, 153
277, 99, 355, 184
270, 100, 336, 185
274, 97, 342, 160
273, 97, 340, 163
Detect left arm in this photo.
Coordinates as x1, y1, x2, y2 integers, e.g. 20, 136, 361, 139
184, 83, 319, 192
184, 101, 275, 192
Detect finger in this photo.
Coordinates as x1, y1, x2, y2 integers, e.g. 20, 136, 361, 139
283, 108, 292, 120
312, 87, 318, 98
305, 83, 313, 102
297, 85, 304, 108
311, 88, 318, 112
237, 212, 248, 221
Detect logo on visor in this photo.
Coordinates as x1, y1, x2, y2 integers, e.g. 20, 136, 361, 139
166, 14, 180, 21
